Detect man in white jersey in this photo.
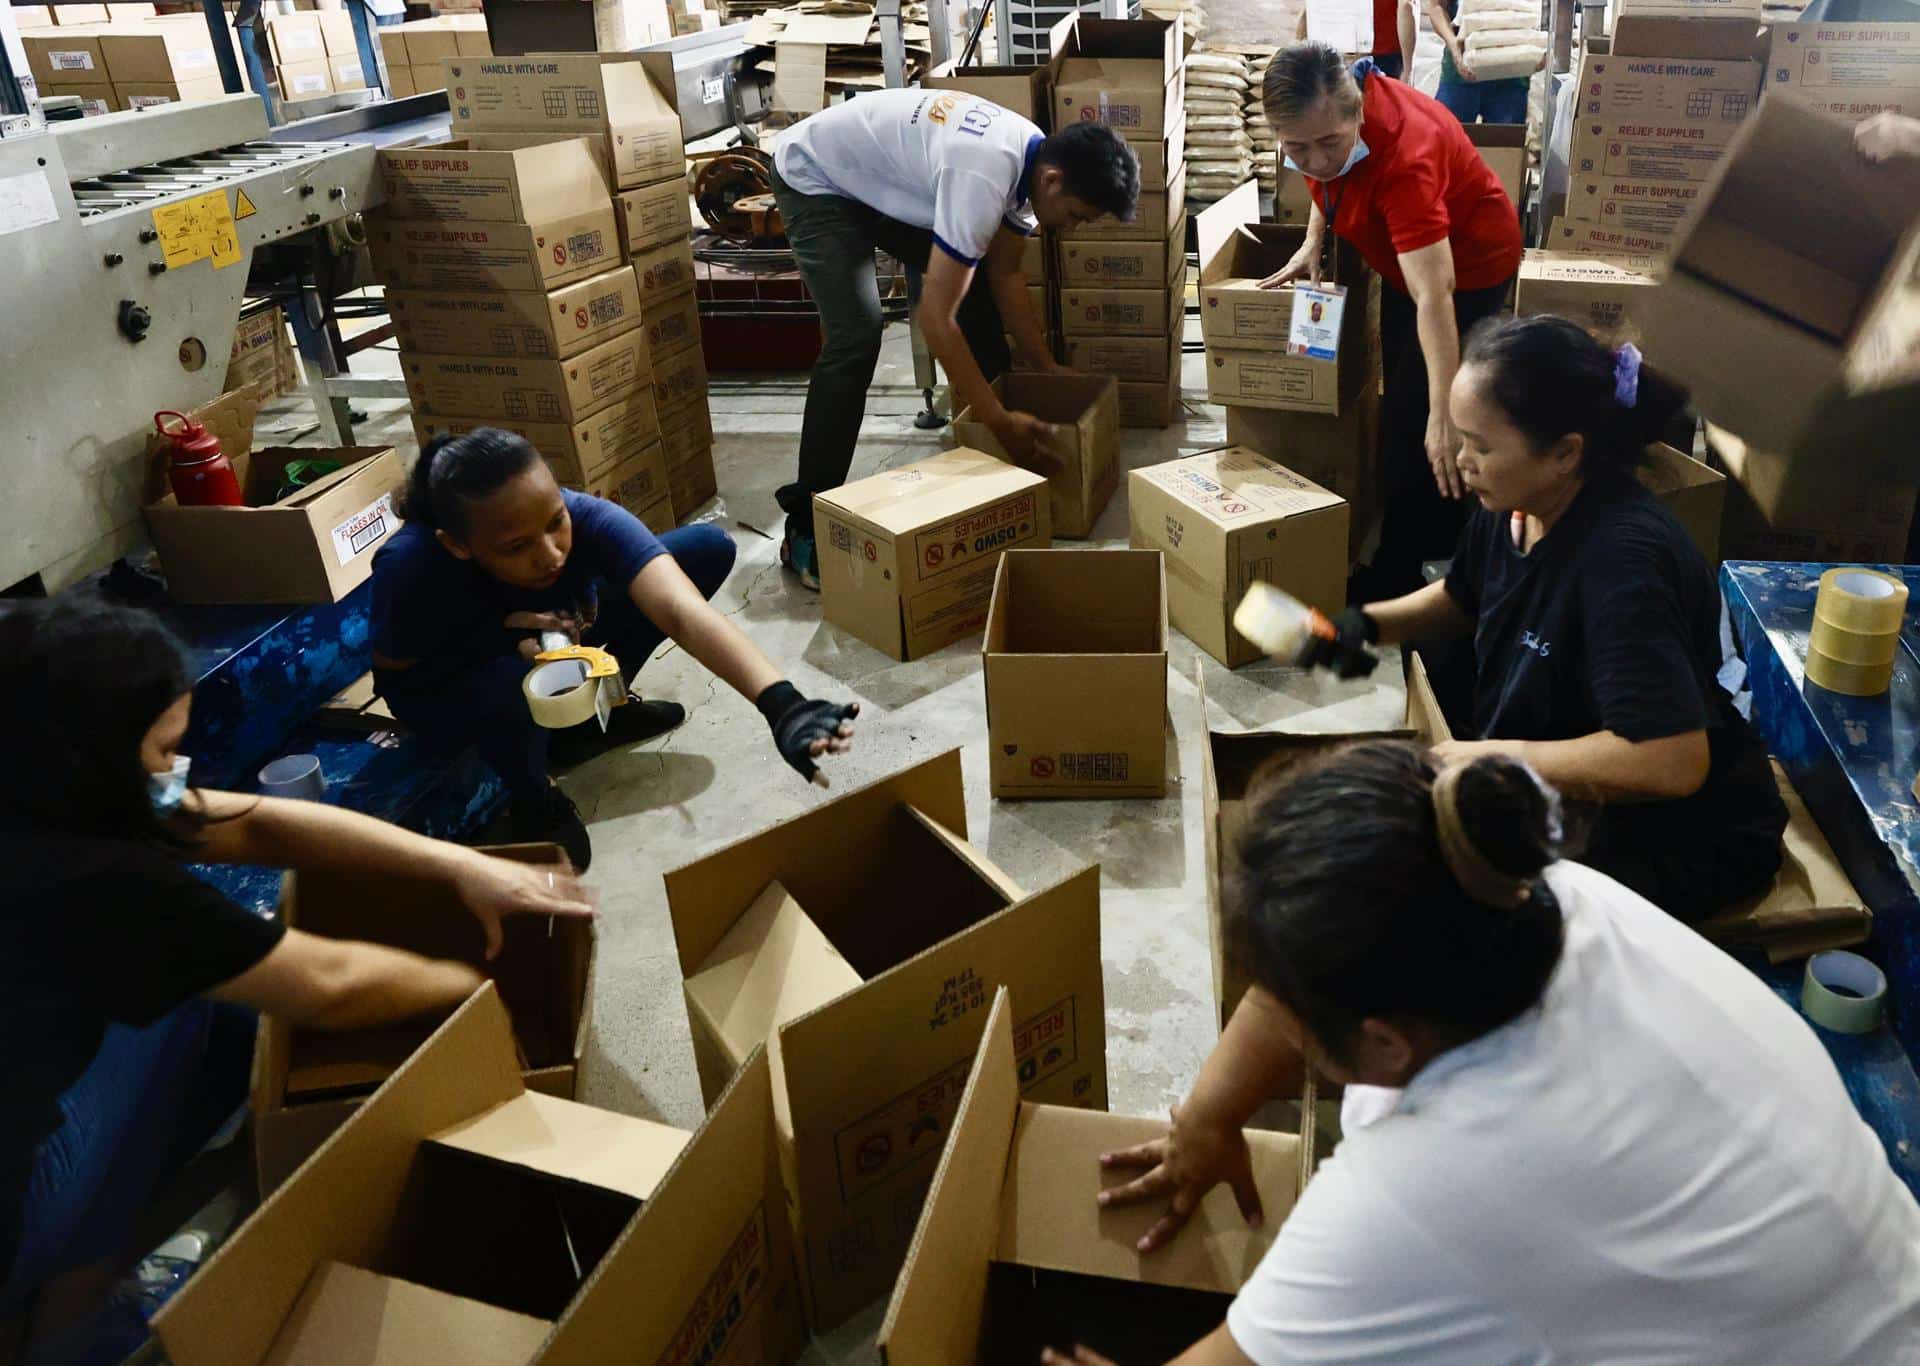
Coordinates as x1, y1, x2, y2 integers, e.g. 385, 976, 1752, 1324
1058, 742, 1920, 1366
769, 88, 1139, 588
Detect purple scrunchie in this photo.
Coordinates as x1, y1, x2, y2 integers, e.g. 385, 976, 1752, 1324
1613, 343, 1642, 409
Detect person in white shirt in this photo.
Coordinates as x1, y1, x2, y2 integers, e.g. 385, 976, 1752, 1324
768, 88, 1139, 589
1050, 740, 1920, 1366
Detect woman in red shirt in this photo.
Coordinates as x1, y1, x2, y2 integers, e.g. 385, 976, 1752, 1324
1261, 42, 1522, 600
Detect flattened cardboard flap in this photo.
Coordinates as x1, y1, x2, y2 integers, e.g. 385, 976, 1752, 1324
1405, 651, 1452, 744
997, 1106, 1296, 1295
877, 990, 1019, 1366
156, 987, 528, 1366
262, 1261, 551, 1366
1195, 179, 1260, 282
426, 1090, 689, 1203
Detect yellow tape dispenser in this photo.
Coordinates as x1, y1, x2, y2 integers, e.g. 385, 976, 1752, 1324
522, 643, 626, 731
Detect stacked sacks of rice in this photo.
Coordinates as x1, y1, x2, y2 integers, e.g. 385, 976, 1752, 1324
1184, 48, 1252, 206
1142, 0, 1207, 41
1457, 0, 1547, 81
1241, 46, 1277, 193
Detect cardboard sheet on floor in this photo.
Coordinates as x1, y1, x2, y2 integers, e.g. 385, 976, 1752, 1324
663, 749, 1107, 1333
1693, 761, 1873, 960
877, 990, 1301, 1366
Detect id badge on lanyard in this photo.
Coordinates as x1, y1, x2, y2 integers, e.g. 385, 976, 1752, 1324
1292, 179, 1350, 361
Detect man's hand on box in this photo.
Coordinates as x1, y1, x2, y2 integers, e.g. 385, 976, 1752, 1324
1096, 1100, 1265, 1253
994, 410, 1066, 474
453, 853, 598, 960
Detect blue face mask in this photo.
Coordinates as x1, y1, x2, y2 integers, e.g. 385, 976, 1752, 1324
150, 754, 192, 816
1284, 134, 1371, 181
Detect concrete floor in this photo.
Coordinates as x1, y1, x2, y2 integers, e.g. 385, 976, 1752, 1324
324, 315, 1407, 1359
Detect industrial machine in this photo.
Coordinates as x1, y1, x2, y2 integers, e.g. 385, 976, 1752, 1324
0, 94, 377, 592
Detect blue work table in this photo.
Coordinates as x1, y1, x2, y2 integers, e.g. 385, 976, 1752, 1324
1723, 561, 1920, 1195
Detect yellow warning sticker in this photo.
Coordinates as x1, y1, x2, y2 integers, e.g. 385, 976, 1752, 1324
233, 187, 257, 221
151, 188, 241, 271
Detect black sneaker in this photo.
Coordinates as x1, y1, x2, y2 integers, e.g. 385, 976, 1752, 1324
548, 697, 687, 768
511, 785, 592, 872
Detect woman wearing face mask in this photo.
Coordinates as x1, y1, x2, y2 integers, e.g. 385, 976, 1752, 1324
1061, 743, 1920, 1366
0, 595, 596, 1362
1260, 41, 1522, 600
370, 429, 860, 870
1299, 314, 1787, 922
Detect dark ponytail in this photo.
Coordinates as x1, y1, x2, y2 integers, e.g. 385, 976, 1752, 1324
1461, 315, 1689, 475
403, 428, 542, 539
1227, 740, 1566, 1065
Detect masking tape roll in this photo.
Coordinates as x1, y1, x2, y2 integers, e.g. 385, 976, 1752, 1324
524, 658, 600, 729
1801, 950, 1887, 1034
1813, 567, 1908, 635
1804, 644, 1896, 697
1810, 612, 1901, 667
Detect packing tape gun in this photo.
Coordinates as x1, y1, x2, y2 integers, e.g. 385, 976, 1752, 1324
523, 643, 624, 731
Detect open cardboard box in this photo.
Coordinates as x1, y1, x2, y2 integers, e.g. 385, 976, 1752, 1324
1643, 95, 1920, 462
1048, 14, 1187, 142
952, 373, 1119, 538
1466, 122, 1527, 205
144, 397, 406, 606
878, 990, 1303, 1365
665, 749, 1106, 1332
984, 549, 1168, 799
251, 844, 596, 1196
1637, 441, 1725, 564
157, 985, 810, 1366
1200, 657, 1448, 1028
1705, 422, 1915, 564
921, 60, 1050, 124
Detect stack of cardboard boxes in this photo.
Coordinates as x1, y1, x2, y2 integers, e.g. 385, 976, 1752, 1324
1766, 20, 1920, 126
1051, 17, 1189, 429
1193, 182, 1378, 567
442, 53, 715, 519
376, 15, 490, 99
21, 14, 223, 114
1552, 2, 1765, 260
369, 134, 677, 531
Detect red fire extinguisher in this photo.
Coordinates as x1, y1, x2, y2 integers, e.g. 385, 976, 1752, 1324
155, 411, 244, 508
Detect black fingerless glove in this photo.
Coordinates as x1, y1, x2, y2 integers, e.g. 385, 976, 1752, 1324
757, 681, 859, 782
1296, 607, 1380, 680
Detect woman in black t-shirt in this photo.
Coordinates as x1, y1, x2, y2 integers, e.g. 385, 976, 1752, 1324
0, 596, 595, 1360
1309, 315, 1787, 920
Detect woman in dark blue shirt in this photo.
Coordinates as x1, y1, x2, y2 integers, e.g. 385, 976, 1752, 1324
371, 430, 858, 869
1312, 315, 1787, 921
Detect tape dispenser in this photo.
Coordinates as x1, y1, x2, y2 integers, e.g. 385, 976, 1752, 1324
523, 636, 625, 731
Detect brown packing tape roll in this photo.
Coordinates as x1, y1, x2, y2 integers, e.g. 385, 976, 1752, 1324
1809, 612, 1901, 668
1813, 567, 1908, 635
1804, 644, 1895, 698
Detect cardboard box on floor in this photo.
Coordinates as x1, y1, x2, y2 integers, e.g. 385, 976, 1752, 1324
878, 989, 1298, 1365
1057, 215, 1186, 287
1049, 14, 1187, 140
1514, 249, 1659, 344
388, 264, 643, 361
952, 373, 1120, 538
1610, 0, 1763, 60
1705, 423, 1916, 563
816, 448, 1052, 661
921, 60, 1050, 124
444, 52, 685, 190
377, 136, 608, 223
1568, 174, 1705, 233
659, 396, 718, 518
1223, 390, 1382, 563
366, 206, 622, 292
143, 415, 406, 606
1637, 441, 1725, 564
1200, 656, 1448, 1026
1117, 352, 1183, 428
984, 549, 1168, 799
1466, 122, 1526, 205
250, 845, 596, 1195
403, 328, 650, 424
157, 985, 813, 1366
1064, 326, 1180, 383
1642, 96, 1920, 461
414, 385, 663, 487
1128, 447, 1349, 669
582, 439, 673, 526
1767, 22, 1920, 98
665, 749, 1107, 1332
1572, 51, 1760, 127
651, 343, 709, 413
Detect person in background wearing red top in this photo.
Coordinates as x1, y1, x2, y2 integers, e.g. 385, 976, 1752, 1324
1260, 43, 1523, 601
1371, 0, 1416, 78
